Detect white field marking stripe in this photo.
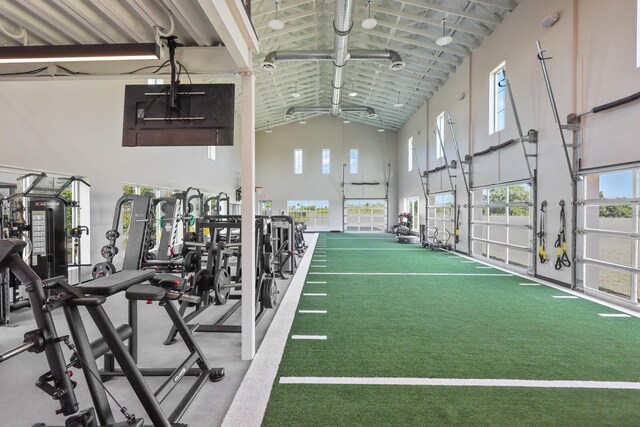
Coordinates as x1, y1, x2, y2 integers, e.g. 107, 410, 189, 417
303, 293, 327, 296
519, 283, 541, 286
309, 272, 511, 276
553, 295, 579, 299
598, 313, 631, 318
306, 281, 327, 284
291, 335, 327, 340
278, 377, 640, 389
461, 261, 476, 263
298, 310, 327, 314
312, 265, 327, 268
476, 266, 494, 269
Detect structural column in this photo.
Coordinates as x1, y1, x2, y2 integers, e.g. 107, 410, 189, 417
240, 71, 256, 360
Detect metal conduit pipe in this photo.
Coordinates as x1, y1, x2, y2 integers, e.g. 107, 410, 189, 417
285, 106, 376, 119
330, 0, 353, 117
261, 49, 405, 71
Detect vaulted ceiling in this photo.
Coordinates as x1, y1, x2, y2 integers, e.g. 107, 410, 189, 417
0, 0, 519, 133
252, 0, 519, 131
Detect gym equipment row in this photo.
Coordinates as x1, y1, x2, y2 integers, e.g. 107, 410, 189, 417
1, 173, 90, 326
0, 239, 224, 426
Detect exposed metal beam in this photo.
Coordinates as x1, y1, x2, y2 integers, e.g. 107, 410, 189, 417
397, 0, 501, 25
468, 0, 516, 11
370, 5, 489, 37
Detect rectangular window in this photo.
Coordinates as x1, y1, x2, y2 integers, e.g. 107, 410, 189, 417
287, 200, 330, 229
405, 196, 419, 230
436, 113, 444, 160
408, 137, 414, 172
208, 146, 216, 160
350, 149, 359, 174
322, 149, 330, 174
147, 78, 164, 85
294, 149, 303, 174
489, 61, 506, 134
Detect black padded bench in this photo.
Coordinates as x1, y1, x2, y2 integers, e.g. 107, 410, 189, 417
76, 270, 155, 296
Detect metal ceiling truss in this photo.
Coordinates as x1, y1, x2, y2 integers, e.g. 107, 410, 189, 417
0, 0, 518, 132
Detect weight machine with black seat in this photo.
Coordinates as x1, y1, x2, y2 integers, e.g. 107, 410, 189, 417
93, 194, 154, 278
2, 174, 89, 325
164, 215, 278, 340
269, 215, 297, 278
0, 239, 224, 426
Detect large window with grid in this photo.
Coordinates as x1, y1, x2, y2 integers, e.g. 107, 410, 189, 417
287, 200, 329, 229
294, 149, 303, 174
349, 149, 359, 174
577, 167, 640, 304
344, 199, 387, 232
470, 182, 533, 272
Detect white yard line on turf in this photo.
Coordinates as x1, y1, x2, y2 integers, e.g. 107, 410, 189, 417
519, 283, 541, 286
278, 377, 640, 389
306, 281, 327, 284
221, 233, 319, 427
598, 313, 631, 318
298, 310, 327, 314
303, 293, 327, 296
552, 295, 579, 299
291, 335, 327, 340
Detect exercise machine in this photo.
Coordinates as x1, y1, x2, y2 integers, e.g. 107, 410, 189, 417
0, 239, 224, 426
393, 212, 420, 244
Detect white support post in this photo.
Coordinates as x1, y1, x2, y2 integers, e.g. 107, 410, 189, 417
240, 71, 256, 360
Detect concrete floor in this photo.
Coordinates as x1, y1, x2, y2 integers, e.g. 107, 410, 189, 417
0, 263, 298, 426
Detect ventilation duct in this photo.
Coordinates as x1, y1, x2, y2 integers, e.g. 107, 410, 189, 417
285, 106, 376, 119
261, 0, 405, 118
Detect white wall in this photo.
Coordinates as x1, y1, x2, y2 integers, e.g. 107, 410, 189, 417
0, 79, 241, 266
256, 115, 397, 231
396, 0, 640, 285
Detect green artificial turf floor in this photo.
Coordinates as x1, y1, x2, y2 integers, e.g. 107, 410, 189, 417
263, 233, 640, 426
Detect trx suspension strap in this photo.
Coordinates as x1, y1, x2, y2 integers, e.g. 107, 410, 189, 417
455, 204, 461, 244
537, 200, 547, 263
554, 199, 571, 270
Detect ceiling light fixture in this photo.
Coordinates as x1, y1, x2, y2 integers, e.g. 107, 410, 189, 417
393, 90, 404, 108
362, 1, 377, 30
265, 119, 273, 133
268, 0, 284, 30
348, 82, 358, 97
436, 17, 453, 47
299, 114, 306, 125
343, 112, 351, 124
377, 118, 385, 132
292, 80, 301, 98
0, 43, 160, 64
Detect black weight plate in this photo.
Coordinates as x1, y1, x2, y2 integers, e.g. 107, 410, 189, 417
261, 277, 278, 309
213, 269, 231, 305
91, 262, 115, 279
105, 230, 119, 241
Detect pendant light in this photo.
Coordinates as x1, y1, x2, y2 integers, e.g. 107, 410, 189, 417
436, 17, 452, 47
268, 1, 284, 30
393, 91, 404, 108
343, 112, 351, 124
362, 1, 377, 29
291, 80, 301, 98
299, 114, 306, 125
348, 82, 358, 97
265, 119, 273, 133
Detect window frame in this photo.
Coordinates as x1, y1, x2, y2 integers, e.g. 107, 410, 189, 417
349, 149, 359, 174
294, 149, 303, 175
322, 149, 331, 175
489, 61, 506, 135
436, 113, 444, 160
408, 137, 414, 172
